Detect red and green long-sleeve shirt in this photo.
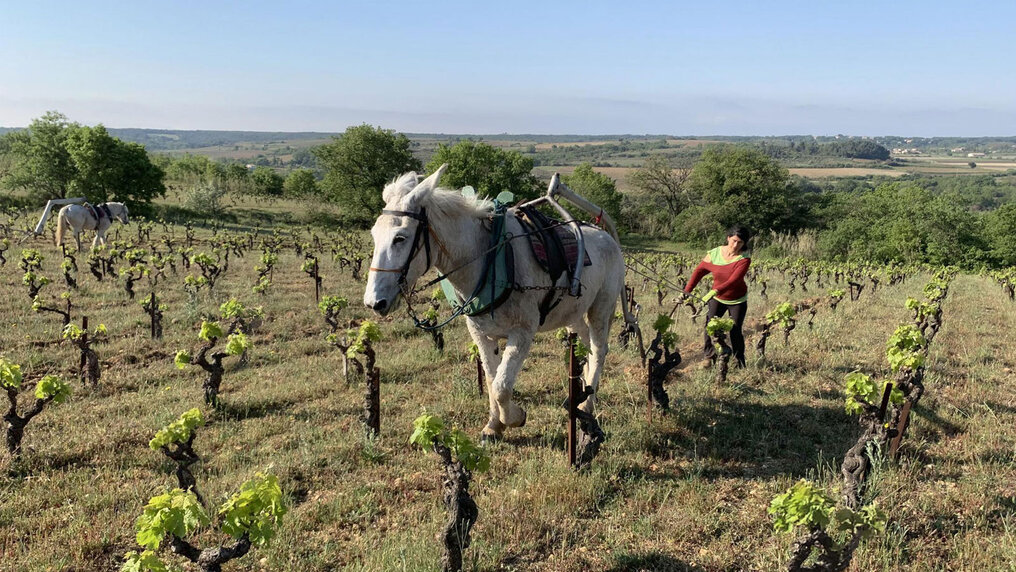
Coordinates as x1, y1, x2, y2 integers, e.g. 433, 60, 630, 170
683, 246, 751, 304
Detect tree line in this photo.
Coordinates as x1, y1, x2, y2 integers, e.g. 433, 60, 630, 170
3, 113, 1015, 269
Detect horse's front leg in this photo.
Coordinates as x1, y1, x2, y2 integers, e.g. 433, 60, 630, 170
491, 331, 534, 432
467, 321, 504, 439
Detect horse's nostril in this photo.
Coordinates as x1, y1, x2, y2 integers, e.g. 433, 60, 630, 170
372, 299, 388, 313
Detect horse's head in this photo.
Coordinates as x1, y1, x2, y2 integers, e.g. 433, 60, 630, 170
363, 164, 447, 315
111, 202, 130, 225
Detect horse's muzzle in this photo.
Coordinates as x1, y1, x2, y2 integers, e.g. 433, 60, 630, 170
370, 299, 389, 315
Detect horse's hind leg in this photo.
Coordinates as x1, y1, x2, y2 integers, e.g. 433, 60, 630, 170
568, 321, 591, 382
467, 321, 505, 439
580, 289, 617, 416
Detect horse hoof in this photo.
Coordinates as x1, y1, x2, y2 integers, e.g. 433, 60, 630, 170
504, 407, 527, 428
480, 432, 502, 444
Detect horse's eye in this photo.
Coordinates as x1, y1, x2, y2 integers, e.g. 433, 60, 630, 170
392, 235, 406, 245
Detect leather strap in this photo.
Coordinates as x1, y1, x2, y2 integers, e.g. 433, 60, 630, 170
368, 208, 431, 282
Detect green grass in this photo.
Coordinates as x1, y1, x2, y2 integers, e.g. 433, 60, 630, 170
1, 209, 1015, 571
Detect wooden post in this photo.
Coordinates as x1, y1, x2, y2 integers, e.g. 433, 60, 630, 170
877, 382, 893, 421
313, 257, 320, 303
889, 400, 912, 459
365, 367, 380, 437
80, 316, 89, 383
149, 294, 157, 339
646, 361, 653, 425
567, 333, 579, 467
476, 357, 485, 395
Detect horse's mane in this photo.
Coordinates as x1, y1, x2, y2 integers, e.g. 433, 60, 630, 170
383, 172, 492, 220
425, 188, 492, 220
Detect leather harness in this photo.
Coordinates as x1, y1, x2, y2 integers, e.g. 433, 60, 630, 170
84, 202, 114, 224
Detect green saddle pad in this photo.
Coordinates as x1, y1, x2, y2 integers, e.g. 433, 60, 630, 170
440, 191, 515, 317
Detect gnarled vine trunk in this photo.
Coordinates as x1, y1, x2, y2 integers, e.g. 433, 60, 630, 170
433, 442, 478, 572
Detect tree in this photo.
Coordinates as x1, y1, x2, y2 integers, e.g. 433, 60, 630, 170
825, 139, 891, 160
225, 162, 249, 182
2, 111, 76, 200
626, 155, 692, 234
425, 140, 540, 202
562, 163, 623, 228
0, 132, 19, 182
680, 145, 806, 241
164, 154, 215, 186
223, 162, 250, 195
313, 124, 421, 221
983, 203, 1016, 267
819, 183, 987, 267
249, 166, 284, 197
64, 124, 166, 210
2, 113, 165, 210
283, 169, 318, 198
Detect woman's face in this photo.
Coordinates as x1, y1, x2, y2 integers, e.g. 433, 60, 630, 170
726, 234, 745, 254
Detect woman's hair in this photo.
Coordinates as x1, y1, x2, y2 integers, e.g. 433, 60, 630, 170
727, 225, 752, 254
727, 225, 752, 243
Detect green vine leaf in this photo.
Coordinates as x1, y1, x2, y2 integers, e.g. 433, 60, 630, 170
134, 489, 209, 551
149, 408, 205, 450
0, 358, 24, 390
34, 375, 71, 403
218, 473, 287, 546
768, 479, 835, 533
198, 320, 224, 342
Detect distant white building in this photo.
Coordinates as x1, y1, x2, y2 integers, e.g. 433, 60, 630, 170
967, 152, 985, 158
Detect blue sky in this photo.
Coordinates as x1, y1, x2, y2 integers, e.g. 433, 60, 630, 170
1, 0, 1013, 135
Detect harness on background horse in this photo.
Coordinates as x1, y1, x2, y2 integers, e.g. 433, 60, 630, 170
83, 202, 113, 225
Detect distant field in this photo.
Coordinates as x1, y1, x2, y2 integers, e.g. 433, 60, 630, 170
532, 165, 636, 191
152, 134, 1016, 181
893, 155, 1016, 174
536, 165, 905, 188
532, 138, 723, 150
163, 138, 331, 161
787, 167, 904, 178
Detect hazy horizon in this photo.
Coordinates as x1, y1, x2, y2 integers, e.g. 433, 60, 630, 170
2, 1, 1014, 137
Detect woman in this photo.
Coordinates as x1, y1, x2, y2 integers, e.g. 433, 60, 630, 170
683, 225, 752, 368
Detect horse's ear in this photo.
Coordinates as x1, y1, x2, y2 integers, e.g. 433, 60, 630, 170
404, 164, 447, 209
382, 171, 419, 204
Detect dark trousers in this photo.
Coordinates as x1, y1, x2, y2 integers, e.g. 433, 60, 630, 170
703, 298, 748, 367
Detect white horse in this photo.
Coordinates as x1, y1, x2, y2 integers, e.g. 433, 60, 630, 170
54, 202, 130, 251
364, 166, 624, 440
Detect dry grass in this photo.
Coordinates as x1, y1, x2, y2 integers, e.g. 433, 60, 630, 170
2, 213, 1016, 571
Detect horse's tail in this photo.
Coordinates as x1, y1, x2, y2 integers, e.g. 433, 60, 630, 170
55, 208, 66, 246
